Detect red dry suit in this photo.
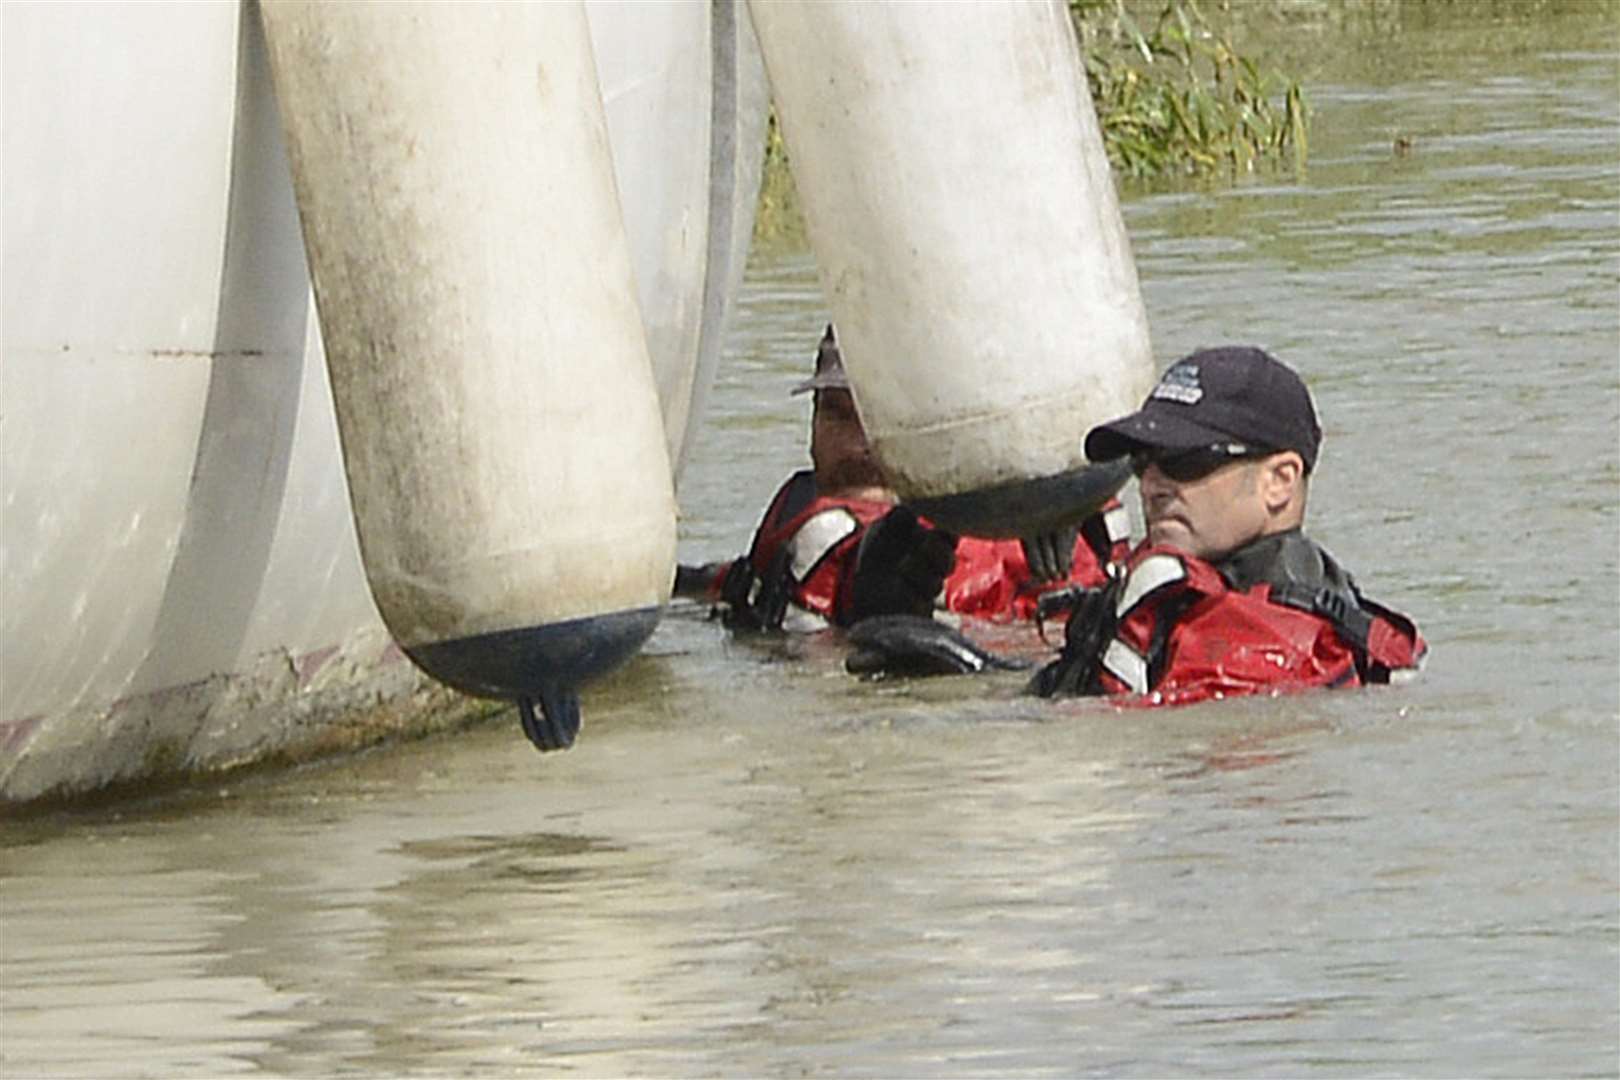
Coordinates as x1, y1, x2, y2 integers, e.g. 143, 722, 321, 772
712, 470, 1128, 630
1088, 530, 1425, 705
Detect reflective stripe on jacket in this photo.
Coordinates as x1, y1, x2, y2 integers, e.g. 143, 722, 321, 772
718, 470, 1129, 628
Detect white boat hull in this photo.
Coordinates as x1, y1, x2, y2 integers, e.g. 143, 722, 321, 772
0, 1, 766, 803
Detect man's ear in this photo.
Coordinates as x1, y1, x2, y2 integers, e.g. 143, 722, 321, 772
1262, 452, 1305, 514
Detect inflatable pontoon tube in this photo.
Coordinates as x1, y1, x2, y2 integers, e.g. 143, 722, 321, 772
748, 0, 1154, 537
260, 1, 676, 749
584, 0, 771, 482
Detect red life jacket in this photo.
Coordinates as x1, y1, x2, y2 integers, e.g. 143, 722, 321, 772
944, 501, 1129, 621
717, 470, 1129, 628
733, 470, 892, 626
1098, 531, 1425, 706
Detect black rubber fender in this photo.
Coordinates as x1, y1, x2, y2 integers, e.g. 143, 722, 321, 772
846, 615, 1029, 678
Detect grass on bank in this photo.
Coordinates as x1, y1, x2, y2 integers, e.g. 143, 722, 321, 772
754, 0, 1309, 242
1076, 0, 1308, 181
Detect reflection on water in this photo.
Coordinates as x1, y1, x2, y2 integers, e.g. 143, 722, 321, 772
3, 10, 1616, 1078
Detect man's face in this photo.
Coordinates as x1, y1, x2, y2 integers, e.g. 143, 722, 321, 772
811, 388, 887, 493
1136, 451, 1271, 562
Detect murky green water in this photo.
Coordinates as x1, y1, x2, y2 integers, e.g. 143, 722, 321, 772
4, 10, 1617, 1078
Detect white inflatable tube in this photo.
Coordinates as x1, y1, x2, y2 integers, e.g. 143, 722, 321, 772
585, 0, 710, 472
748, 0, 1154, 537
678, 0, 771, 481
259, 1, 675, 748
584, 0, 770, 481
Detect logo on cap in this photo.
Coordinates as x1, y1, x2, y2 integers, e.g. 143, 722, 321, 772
1150, 361, 1203, 405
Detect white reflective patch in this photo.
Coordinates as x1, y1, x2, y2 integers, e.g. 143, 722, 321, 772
1151, 361, 1203, 404
1116, 553, 1186, 617
1151, 382, 1202, 404
789, 509, 859, 581
1103, 505, 1131, 544
782, 606, 831, 633
1102, 638, 1148, 694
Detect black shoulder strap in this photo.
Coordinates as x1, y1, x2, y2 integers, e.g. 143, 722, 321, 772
726, 470, 821, 632
770, 469, 819, 530
1143, 590, 1201, 691
1268, 580, 1375, 653
1256, 534, 1426, 683
1221, 530, 1379, 672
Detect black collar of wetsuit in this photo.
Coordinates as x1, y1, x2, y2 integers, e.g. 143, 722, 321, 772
1215, 528, 1356, 599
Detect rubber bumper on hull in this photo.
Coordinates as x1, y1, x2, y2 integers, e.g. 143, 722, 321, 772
406, 607, 662, 752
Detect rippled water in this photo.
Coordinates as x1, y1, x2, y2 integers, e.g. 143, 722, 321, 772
4, 11, 1616, 1078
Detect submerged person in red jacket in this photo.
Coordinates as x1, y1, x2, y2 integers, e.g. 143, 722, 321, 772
676, 325, 1129, 631
1028, 345, 1425, 705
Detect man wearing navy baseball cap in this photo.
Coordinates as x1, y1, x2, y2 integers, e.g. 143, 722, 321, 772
1086, 344, 1322, 563
1030, 345, 1426, 706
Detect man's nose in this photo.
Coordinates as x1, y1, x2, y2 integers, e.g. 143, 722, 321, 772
1138, 463, 1172, 499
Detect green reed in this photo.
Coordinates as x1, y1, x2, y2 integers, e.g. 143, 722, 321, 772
752, 0, 1310, 240
1074, 0, 1310, 180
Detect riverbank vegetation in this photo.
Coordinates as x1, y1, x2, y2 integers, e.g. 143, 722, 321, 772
754, 0, 1312, 241
1074, 0, 1308, 181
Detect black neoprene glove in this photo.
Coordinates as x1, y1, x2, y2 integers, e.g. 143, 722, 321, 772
847, 506, 958, 624
1026, 575, 1122, 697
1021, 525, 1078, 582
717, 553, 791, 632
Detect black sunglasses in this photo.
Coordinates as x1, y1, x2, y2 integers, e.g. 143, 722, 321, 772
1131, 442, 1272, 482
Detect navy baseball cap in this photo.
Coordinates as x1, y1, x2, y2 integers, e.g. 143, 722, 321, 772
1085, 346, 1323, 472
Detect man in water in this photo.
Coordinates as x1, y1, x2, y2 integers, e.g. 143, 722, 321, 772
676, 325, 1129, 632
1026, 345, 1426, 704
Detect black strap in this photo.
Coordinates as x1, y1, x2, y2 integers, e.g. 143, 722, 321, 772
771, 469, 820, 527
1027, 577, 1123, 697
1078, 512, 1114, 569
723, 471, 835, 631
1269, 581, 1375, 652
1218, 530, 1398, 683
1143, 590, 1201, 691
1266, 580, 1416, 683
720, 543, 794, 631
